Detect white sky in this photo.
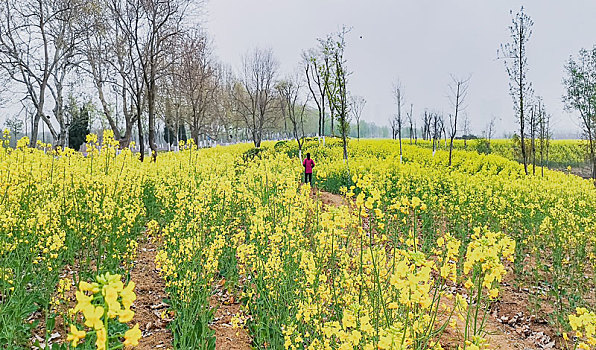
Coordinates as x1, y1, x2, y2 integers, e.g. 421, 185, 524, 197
205, 0, 596, 137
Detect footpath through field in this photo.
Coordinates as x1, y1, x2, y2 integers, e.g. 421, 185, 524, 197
130, 236, 173, 349
209, 279, 251, 349
137, 232, 253, 349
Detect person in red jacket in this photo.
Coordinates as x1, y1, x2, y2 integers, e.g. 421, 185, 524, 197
303, 153, 315, 185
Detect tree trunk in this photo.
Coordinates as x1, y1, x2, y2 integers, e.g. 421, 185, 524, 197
120, 121, 134, 149
589, 133, 596, 184
532, 135, 536, 175
147, 83, 157, 162
342, 133, 348, 161
137, 106, 144, 162
520, 128, 528, 174
30, 112, 41, 147
449, 136, 455, 166
95, 73, 122, 142
119, 83, 134, 148
321, 104, 325, 138
398, 124, 402, 163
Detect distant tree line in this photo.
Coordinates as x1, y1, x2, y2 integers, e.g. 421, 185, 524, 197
0, 1, 370, 163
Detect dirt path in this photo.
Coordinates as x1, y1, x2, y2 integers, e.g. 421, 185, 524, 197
210, 279, 251, 349
315, 189, 348, 207
131, 236, 173, 349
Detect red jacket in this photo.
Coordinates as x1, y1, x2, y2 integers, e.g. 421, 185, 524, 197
303, 158, 315, 173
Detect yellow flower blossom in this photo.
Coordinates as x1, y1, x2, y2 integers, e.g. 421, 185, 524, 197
124, 323, 142, 346
83, 304, 105, 330
66, 325, 86, 347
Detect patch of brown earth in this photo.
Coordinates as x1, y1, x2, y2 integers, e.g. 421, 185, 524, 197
209, 279, 251, 349
314, 189, 348, 207
553, 164, 594, 180
131, 236, 173, 350
437, 283, 556, 350
489, 282, 560, 349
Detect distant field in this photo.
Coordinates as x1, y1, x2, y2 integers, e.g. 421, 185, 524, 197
410, 138, 588, 169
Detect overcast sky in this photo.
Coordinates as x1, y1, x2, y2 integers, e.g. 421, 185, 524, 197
205, 0, 596, 137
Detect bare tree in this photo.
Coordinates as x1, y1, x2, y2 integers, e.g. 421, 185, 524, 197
216, 64, 240, 144
413, 118, 418, 144
537, 102, 550, 177
46, 1, 90, 148
160, 42, 186, 150
407, 103, 413, 144
176, 30, 218, 146
447, 74, 470, 166
116, 0, 191, 161
462, 114, 471, 148
320, 35, 336, 137
431, 112, 444, 156
350, 95, 366, 140
563, 46, 596, 183
392, 81, 405, 162
499, 6, 534, 175
529, 97, 543, 175
422, 110, 432, 141
485, 116, 498, 146
303, 49, 327, 140
234, 47, 279, 148
277, 74, 308, 159
441, 115, 448, 148
389, 117, 397, 140
83, 1, 140, 148
109, 0, 156, 159
0, 0, 87, 147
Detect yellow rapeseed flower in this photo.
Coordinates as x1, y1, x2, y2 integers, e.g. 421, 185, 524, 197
119, 308, 135, 323
124, 323, 142, 346
66, 324, 86, 347
83, 304, 104, 330
96, 327, 107, 350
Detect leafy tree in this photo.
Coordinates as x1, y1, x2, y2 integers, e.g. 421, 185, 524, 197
563, 46, 596, 183
4, 116, 23, 142
65, 97, 91, 151
164, 124, 188, 146
326, 27, 351, 162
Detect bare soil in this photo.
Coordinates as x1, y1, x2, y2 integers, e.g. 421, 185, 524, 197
131, 236, 173, 350
210, 279, 252, 349
316, 189, 348, 207
553, 164, 594, 181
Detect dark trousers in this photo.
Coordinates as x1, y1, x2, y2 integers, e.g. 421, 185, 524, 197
304, 172, 313, 184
